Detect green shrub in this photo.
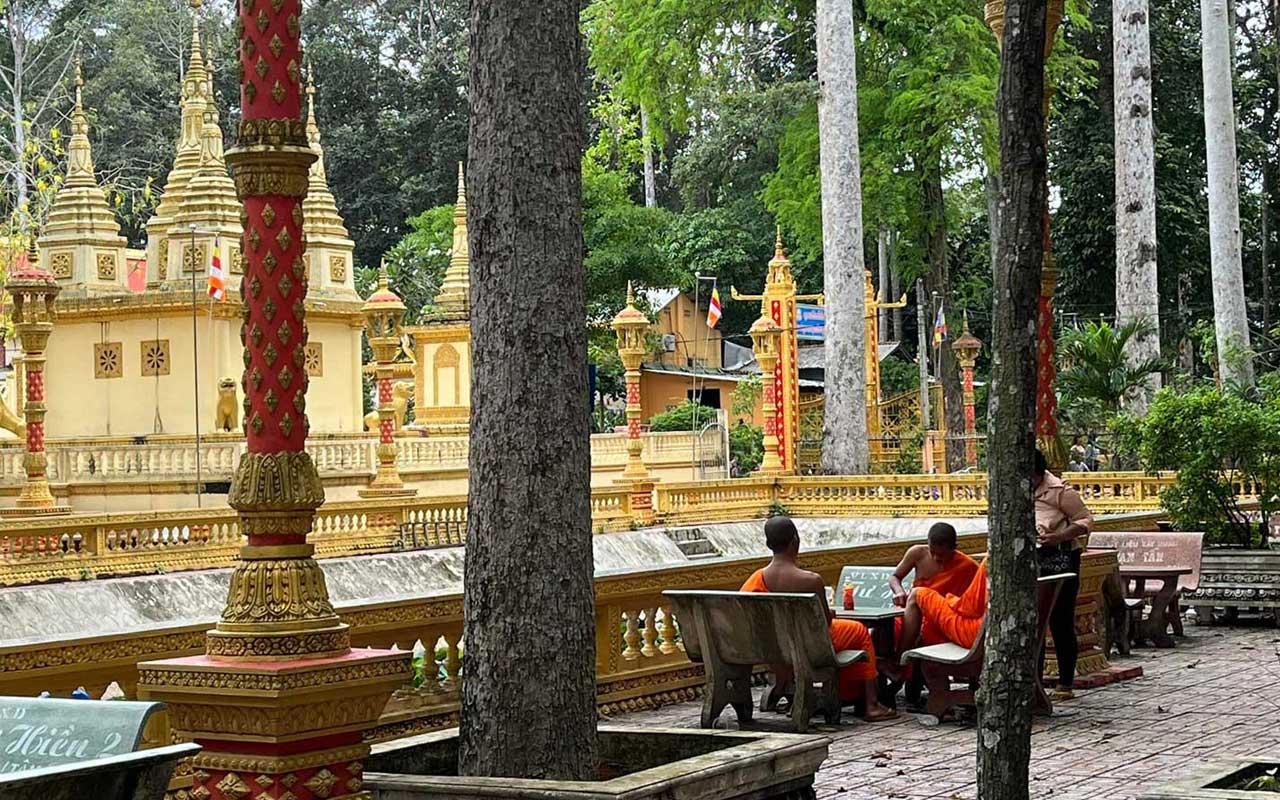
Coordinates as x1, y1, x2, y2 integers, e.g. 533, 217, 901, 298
649, 400, 717, 432
729, 421, 764, 474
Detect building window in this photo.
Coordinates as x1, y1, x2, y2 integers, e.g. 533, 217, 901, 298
50, 252, 73, 279
140, 340, 170, 377
182, 243, 207, 276
96, 252, 118, 281
304, 342, 323, 377
95, 342, 123, 379
688, 388, 721, 409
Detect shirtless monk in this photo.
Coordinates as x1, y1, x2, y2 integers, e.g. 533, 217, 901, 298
898, 556, 989, 653
741, 516, 897, 722
889, 523, 979, 701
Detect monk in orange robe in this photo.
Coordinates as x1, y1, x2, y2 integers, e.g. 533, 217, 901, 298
899, 557, 989, 652
890, 522, 979, 646
741, 515, 897, 722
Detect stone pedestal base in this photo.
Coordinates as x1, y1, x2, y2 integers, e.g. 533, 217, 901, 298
359, 486, 418, 500
138, 649, 411, 799
0, 503, 71, 518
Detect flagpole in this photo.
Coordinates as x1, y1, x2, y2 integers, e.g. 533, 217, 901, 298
691, 275, 701, 480
189, 224, 203, 508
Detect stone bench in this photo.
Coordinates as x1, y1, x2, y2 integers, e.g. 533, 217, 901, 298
898, 573, 1071, 721
1090, 531, 1204, 645
664, 589, 868, 733
0, 696, 196, 800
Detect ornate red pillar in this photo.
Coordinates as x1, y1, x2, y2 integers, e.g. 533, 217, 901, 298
951, 314, 983, 469
360, 266, 416, 498
750, 316, 784, 475
138, 0, 411, 791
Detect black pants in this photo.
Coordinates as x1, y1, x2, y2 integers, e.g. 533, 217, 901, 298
1043, 548, 1082, 688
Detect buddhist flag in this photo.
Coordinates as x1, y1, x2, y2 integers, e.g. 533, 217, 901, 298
207, 248, 226, 301
706, 286, 722, 328
932, 303, 947, 346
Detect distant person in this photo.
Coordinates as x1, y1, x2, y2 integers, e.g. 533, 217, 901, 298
1068, 458, 1090, 472
741, 516, 897, 722
1035, 448, 1094, 701
1069, 435, 1086, 465
1084, 437, 1101, 471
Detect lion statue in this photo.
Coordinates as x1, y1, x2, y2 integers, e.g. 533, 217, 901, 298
364, 381, 413, 432
214, 377, 238, 432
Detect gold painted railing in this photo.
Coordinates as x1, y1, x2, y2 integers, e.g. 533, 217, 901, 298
0, 470, 1231, 589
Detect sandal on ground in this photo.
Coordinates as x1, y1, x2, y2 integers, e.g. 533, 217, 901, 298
1048, 687, 1074, 702
863, 707, 898, 723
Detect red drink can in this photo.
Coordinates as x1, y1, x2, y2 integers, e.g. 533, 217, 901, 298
843, 585, 855, 610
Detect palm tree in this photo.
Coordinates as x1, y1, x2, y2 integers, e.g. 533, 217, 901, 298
1057, 320, 1165, 429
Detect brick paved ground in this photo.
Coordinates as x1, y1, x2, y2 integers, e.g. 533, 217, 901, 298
613, 622, 1280, 799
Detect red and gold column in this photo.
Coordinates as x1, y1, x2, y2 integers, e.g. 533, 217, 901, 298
138, 0, 410, 792
612, 283, 655, 521
1, 244, 69, 518
951, 314, 983, 469
987, 0, 1067, 468
360, 265, 416, 498
750, 316, 784, 475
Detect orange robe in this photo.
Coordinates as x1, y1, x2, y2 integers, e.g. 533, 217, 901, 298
741, 568, 876, 703
896, 551, 980, 645
914, 558, 989, 649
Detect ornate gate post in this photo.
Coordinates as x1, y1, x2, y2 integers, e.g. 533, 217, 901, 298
360, 265, 416, 498
138, 0, 411, 792
612, 283, 655, 522
750, 315, 784, 476
951, 314, 983, 469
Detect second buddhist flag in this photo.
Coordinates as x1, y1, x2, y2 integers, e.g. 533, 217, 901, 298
706, 286, 722, 328
208, 250, 226, 301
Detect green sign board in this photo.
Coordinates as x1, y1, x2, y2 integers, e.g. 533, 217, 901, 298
0, 697, 163, 776
835, 565, 912, 611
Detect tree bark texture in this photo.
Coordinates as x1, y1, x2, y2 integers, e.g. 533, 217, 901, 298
986, 167, 1002, 279
890, 231, 904, 343
1200, 0, 1255, 386
878, 226, 891, 343
459, 0, 597, 780
923, 155, 966, 473
641, 106, 657, 208
976, 1, 1048, 797
817, 0, 870, 475
1113, 0, 1162, 413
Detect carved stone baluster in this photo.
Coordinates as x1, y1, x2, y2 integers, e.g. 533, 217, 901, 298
641, 607, 658, 657
622, 610, 641, 660
441, 634, 462, 692
659, 605, 678, 654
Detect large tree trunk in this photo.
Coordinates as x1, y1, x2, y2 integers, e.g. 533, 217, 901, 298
459, 0, 597, 780
1201, 0, 1255, 386
1114, 0, 1162, 413
878, 225, 891, 343
817, 0, 870, 475
922, 153, 965, 473
641, 106, 656, 208
976, 0, 1047, 797
985, 166, 1001, 277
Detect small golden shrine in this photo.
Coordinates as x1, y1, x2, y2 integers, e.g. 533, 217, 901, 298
403, 163, 472, 432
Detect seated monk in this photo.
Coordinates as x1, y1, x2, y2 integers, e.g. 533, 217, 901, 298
742, 516, 897, 722
899, 556, 989, 653
889, 523, 979, 699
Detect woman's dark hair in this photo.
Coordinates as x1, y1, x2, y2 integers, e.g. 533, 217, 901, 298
1034, 449, 1048, 477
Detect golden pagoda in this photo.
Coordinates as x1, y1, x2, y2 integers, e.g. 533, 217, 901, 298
145, 11, 212, 287
303, 69, 358, 298
433, 162, 471, 317
37, 61, 128, 297
173, 57, 242, 292
403, 163, 472, 431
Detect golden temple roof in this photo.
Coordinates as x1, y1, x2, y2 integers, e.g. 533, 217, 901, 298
303, 69, 351, 242
432, 161, 471, 316
147, 17, 211, 235
39, 61, 126, 252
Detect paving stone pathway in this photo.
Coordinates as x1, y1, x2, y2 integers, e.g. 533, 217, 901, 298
614, 622, 1280, 799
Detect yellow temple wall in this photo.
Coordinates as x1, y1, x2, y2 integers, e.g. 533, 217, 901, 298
38, 306, 364, 439
411, 326, 471, 426
653, 292, 723, 369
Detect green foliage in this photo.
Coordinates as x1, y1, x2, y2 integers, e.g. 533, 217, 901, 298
367, 204, 454, 323
879, 356, 919, 399
731, 373, 762, 418
1057, 320, 1164, 432
890, 428, 926, 475
649, 400, 718, 432
1120, 380, 1280, 547
729, 421, 764, 475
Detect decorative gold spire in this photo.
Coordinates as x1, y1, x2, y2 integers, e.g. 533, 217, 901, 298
302, 68, 351, 242
767, 226, 794, 286
39, 57, 128, 288
177, 76, 239, 230
147, 6, 210, 234
433, 161, 471, 317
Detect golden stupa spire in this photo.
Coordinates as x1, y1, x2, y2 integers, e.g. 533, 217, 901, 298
302, 63, 356, 289
39, 57, 127, 287
433, 161, 471, 316
767, 225, 793, 286
177, 61, 239, 231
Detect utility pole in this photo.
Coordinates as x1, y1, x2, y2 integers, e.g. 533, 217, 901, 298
916, 278, 931, 430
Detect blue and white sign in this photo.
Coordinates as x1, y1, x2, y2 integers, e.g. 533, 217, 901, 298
796, 303, 825, 340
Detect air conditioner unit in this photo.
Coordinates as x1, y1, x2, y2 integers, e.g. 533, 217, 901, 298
661, 334, 677, 353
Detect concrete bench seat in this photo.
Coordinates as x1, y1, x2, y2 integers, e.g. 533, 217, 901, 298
665, 589, 866, 732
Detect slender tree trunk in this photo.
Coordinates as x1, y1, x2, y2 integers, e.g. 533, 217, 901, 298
8, 5, 28, 231
890, 230, 903, 342
878, 225, 891, 343
817, 0, 870, 475
1265, 166, 1272, 337
922, 152, 965, 473
459, 0, 597, 780
641, 106, 656, 208
1114, 0, 1162, 412
976, 0, 1047, 797
1201, 0, 1255, 386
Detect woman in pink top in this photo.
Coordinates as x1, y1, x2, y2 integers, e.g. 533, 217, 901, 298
1034, 449, 1095, 700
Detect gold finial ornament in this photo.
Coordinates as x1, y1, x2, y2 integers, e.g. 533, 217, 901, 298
433, 160, 472, 318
